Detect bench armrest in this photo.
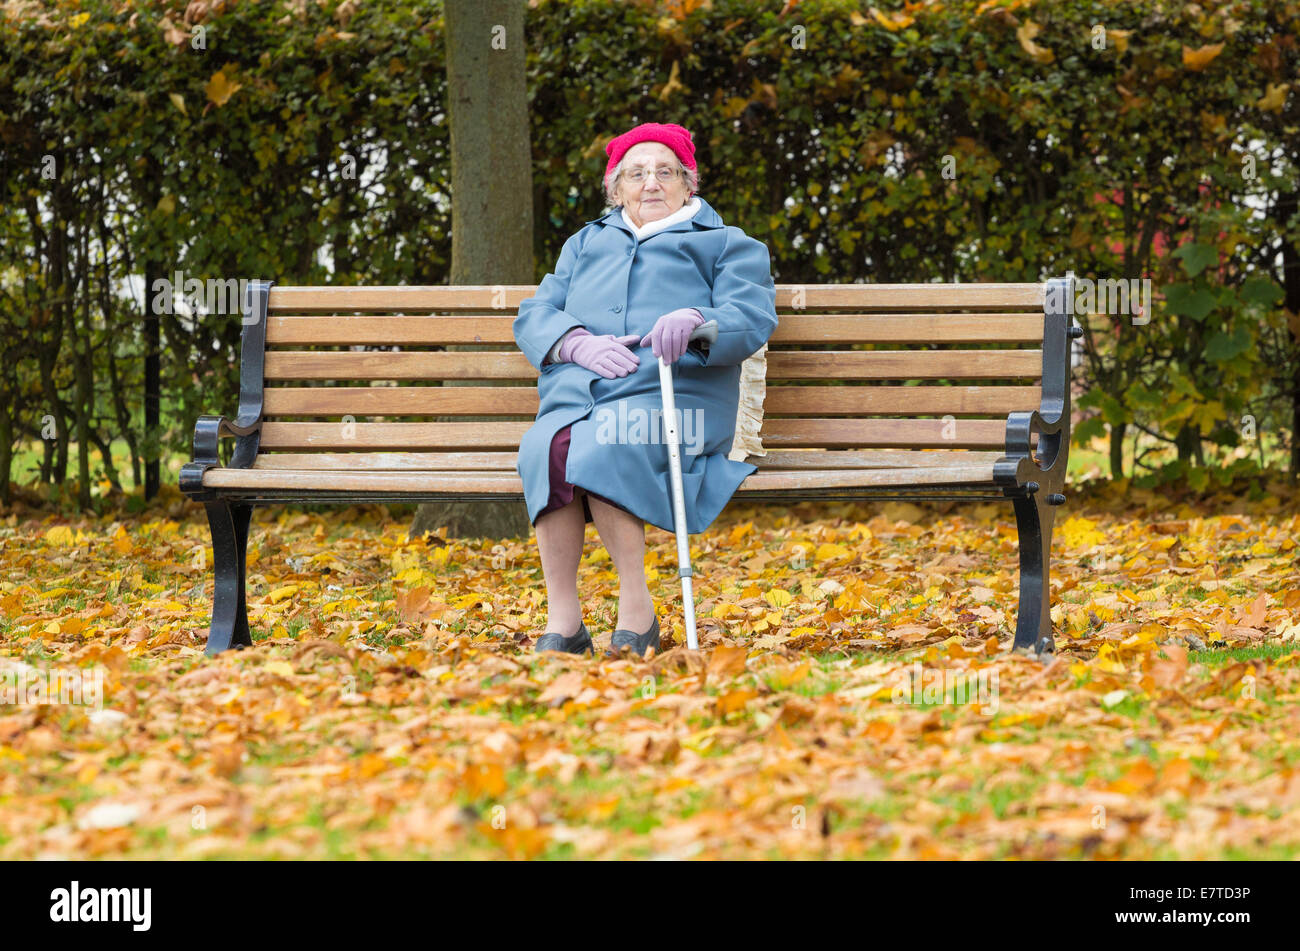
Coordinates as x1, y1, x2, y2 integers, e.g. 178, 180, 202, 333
194, 413, 263, 463
1005, 407, 1065, 455
994, 275, 1074, 494
179, 414, 264, 494
178, 280, 274, 497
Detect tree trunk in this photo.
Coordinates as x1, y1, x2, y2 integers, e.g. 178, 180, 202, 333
0, 406, 11, 505
411, 0, 534, 541
1109, 422, 1126, 480
144, 256, 161, 499
1277, 191, 1300, 483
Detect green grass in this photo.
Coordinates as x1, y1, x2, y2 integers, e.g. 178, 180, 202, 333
1190, 642, 1294, 667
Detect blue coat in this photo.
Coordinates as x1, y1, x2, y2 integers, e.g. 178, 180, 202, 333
514, 196, 778, 534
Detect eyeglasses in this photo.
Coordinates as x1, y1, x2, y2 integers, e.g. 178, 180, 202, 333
622, 166, 681, 185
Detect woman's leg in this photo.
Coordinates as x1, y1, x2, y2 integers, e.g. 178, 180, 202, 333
587, 492, 656, 633
535, 495, 586, 635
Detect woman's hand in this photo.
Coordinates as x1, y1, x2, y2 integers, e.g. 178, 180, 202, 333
563, 330, 644, 379
639, 308, 705, 364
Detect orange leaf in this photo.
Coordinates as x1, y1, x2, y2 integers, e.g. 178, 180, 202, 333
394, 586, 433, 622
1236, 591, 1267, 628
1149, 643, 1188, 689
706, 645, 748, 681
716, 688, 758, 716
1182, 43, 1224, 71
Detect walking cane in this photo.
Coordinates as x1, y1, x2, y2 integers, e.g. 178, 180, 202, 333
658, 318, 718, 651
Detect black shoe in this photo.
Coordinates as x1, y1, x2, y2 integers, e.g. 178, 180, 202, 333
608, 616, 660, 658
535, 621, 593, 655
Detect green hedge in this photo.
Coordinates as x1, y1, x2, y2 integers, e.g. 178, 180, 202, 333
1, 0, 1297, 507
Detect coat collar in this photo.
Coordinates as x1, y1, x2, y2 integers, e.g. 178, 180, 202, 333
585, 194, 726, 236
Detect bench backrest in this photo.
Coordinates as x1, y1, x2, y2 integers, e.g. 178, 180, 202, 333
238, 281, 1067, 470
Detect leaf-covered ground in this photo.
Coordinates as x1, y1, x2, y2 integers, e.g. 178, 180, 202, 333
2, 482, 1298, 859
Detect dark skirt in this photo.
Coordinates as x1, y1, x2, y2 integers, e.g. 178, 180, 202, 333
535, 423, 635, 525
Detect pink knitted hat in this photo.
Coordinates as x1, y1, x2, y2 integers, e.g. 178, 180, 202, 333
604, 122, 697, 182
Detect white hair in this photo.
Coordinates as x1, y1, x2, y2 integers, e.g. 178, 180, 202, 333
603, 153, 700, 211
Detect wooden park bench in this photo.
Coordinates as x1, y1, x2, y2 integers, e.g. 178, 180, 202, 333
180, 278, 1078, 656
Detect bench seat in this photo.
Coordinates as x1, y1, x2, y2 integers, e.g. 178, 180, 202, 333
201, 449, 1012, 495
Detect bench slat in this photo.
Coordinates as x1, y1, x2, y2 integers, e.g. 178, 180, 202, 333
263, 349, 1044, 381
267, 284, 1044, 312
256, 418, 1019, 451
262, 387, 539, 416
264, 313, 1046, 346
261, 384, 1041, 418
202, 463, 999, 493
249, 449, 1009, 471
253, 451, 521, 470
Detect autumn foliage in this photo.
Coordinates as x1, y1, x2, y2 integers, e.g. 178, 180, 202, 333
2, 483, 1298, 858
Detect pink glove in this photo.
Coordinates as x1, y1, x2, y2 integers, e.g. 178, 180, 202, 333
559, 328, 643, 379
639, 308, 704, 364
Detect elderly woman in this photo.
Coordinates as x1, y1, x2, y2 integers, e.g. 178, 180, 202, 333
513, 122, 778, 658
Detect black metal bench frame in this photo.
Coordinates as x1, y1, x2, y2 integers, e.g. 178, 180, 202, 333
180, 278, 1079, 657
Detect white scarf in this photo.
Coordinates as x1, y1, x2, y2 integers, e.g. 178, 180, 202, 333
621, 196, 702, 241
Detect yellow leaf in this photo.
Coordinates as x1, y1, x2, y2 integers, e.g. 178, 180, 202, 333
1256, 83, 1289, 112
1016, 21, 1055, 65
657, 60, 686, 102
169, 92, 188, 116
44, 526, 75, 547
1059, 516, 1106, 548
267, 585, 299, 604
265, 661, 295, 678
206, 70, 243, 107
155, 194, 176, 215
712, 602, 740, 620
870, 7, 914, 31
1093, 643, 1127, 674
1182, 43, 1224, 72
727, 521, 753, 546
395, 567, 424, 586
763, 588, 793, 609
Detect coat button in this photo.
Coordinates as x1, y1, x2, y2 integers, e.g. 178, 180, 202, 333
612, 304, 623, 313
585, 401, 594, 410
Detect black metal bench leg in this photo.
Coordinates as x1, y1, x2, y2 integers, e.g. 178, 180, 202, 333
1011, 492, 1056, 653
204, 501, 254, 655
231, 503, 253, 648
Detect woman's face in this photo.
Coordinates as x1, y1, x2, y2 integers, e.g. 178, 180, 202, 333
617, 142, 689, 228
